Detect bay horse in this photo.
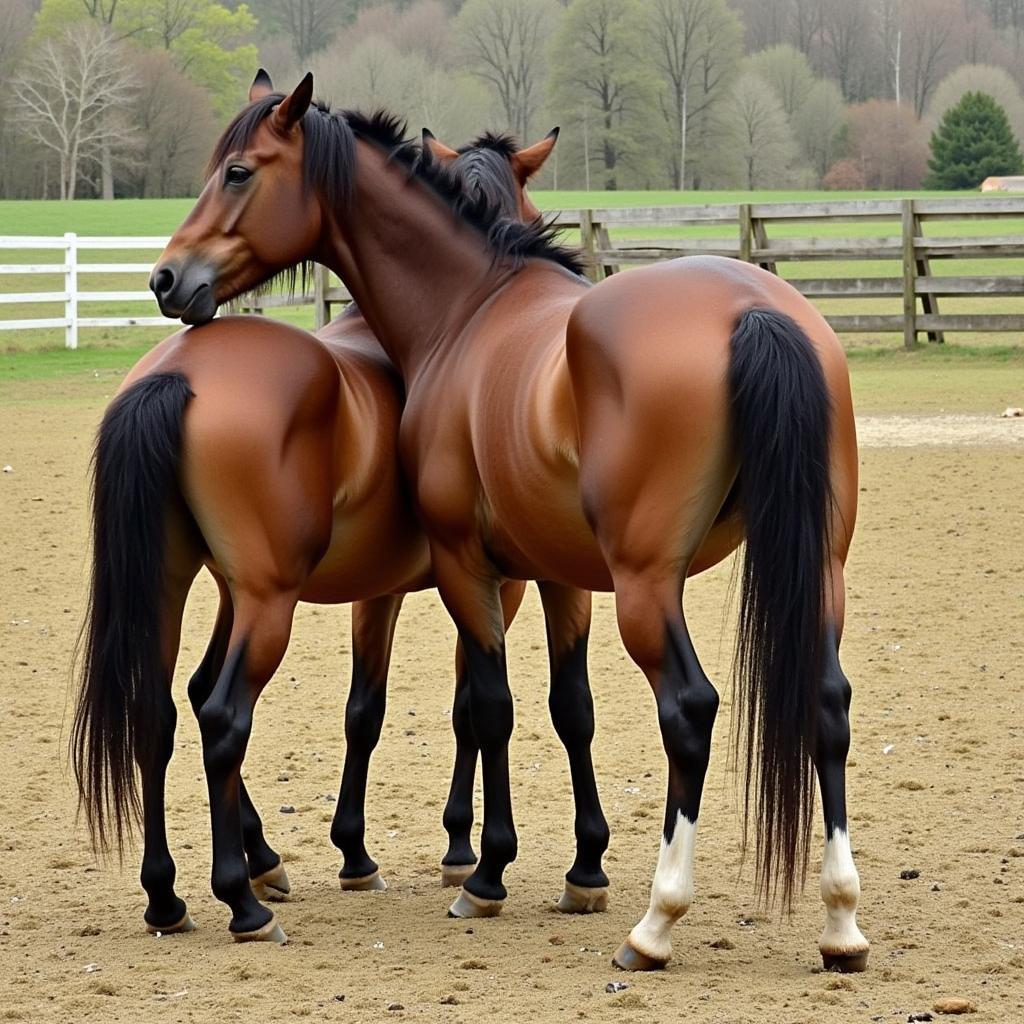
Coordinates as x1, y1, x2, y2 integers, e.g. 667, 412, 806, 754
72, 94, 609, 944
148, 73, 869, 973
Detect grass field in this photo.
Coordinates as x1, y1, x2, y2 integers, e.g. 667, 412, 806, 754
1, 189, 1022, 353
0, 188, 979, 233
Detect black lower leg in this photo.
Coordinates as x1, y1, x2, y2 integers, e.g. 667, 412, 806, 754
139, 691, 187, 929
656, 618, 719, 837
547, 631, 610, 889
188, 618, 279, 879
442, 669, 479, 869
331, 652, 387, 880
240, 785, 280, 878
199, 642, 271, 935
815, 627, 851, 837
461, 636, 516, 903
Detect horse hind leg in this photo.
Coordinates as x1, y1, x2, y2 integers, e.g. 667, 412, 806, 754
186, 577, 289, 903
815, 566, 869, 972
538, 581, 610, 914
608, 572, 718, 971
198, 588, 298, 943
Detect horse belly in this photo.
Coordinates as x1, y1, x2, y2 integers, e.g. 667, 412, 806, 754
301, 504, 430, 603
479, 461, 612, 591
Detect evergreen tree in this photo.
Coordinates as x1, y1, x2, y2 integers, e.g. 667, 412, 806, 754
925, 91, 1024, 189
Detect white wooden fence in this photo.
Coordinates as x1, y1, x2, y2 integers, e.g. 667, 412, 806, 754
0, 234, 174, 349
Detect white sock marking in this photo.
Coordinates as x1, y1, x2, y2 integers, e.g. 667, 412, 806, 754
628, 811, 696, 962
819, 827, 868, 955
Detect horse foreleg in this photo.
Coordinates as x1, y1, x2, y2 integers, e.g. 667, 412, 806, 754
430, 547, 517, 919
441, 579, 525, 887
198, 588, 297, 942
815, 565, 869, 972
332, 593, 403, 891
538, 581, 610, 913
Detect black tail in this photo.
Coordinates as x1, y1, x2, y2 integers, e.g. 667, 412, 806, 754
728, 308, 833, 909
72, 372, 193, 855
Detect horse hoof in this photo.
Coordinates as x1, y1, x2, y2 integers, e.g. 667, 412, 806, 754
339, 869, 387, 892
447, 887, 504, 919
822, 949, 869, 973
440, 863, 476, 888
557, 881, 608, 914
232, 915, 288, 945
251, 860, 291, 902
146, 911, 195, 936
612, 939, 667, 972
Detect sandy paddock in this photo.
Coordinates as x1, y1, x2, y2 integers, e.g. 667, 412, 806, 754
1, 374, 1022, 1023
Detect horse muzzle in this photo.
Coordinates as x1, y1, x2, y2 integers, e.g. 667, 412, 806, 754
150, 259, 219, 325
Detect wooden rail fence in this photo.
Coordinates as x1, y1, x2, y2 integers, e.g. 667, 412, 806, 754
305, 197, 1024, 350
3, 197, 1022, 349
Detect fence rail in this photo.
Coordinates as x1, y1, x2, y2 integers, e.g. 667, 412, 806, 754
2, 196, 1023, 350
0, 234, 176, 348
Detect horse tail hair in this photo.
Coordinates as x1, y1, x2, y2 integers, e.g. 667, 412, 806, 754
72, 372, 194, 856
727, 307, 833, 910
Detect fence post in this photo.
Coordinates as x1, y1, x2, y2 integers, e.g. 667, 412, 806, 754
64, 231, 78, 350
579, 209, 601, 283
901, 199, 917, 350
738, 203, 752, 263
314, 264, 329, 329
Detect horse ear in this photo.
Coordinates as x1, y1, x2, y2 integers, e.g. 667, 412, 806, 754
249, 68, 274, 103
272, 72, 314, 132
422, 128, 459, 163
512, 127, 559, 182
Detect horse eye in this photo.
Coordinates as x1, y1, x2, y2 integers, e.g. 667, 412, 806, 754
225, 165, 252, 187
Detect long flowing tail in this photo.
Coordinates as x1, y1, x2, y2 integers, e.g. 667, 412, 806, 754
728, 308, 833, 909
72, 372, 193, 855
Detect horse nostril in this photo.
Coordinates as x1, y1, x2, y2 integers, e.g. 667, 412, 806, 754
152, 266, 176, 300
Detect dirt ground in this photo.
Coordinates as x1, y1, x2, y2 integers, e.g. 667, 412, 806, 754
1, 373, 1022, 1024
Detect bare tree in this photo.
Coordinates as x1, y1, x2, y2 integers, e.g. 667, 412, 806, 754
725, 70, 798, 187
13, 25, 137, 200
457, 0, 559, 141
646, 0, 742, 189
790, 0, 822, 58
903, 0, 958, 116
728, 0, 788, 51
877, 0, 904, 104
256, 0, 349, 63
820, 0, 871, 100
129, 48, 217, 196
0, 0, 36, 198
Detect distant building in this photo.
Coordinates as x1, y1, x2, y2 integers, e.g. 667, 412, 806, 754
981, 175, 1024, 191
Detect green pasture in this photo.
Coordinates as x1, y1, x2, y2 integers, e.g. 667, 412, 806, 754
1, 190, 1022, 353
0, 189, 976, 235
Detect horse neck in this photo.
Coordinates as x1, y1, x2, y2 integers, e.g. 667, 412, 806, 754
316, 139, 514, 381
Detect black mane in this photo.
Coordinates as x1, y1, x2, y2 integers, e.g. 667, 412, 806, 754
210, 97, 584, 277
463, 131, 519, 158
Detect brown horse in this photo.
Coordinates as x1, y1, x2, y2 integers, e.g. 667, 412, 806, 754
147, 74, 869, 973
72, 97, 608, 944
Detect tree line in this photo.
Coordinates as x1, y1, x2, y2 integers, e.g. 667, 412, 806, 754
1, 0, 1023, 199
